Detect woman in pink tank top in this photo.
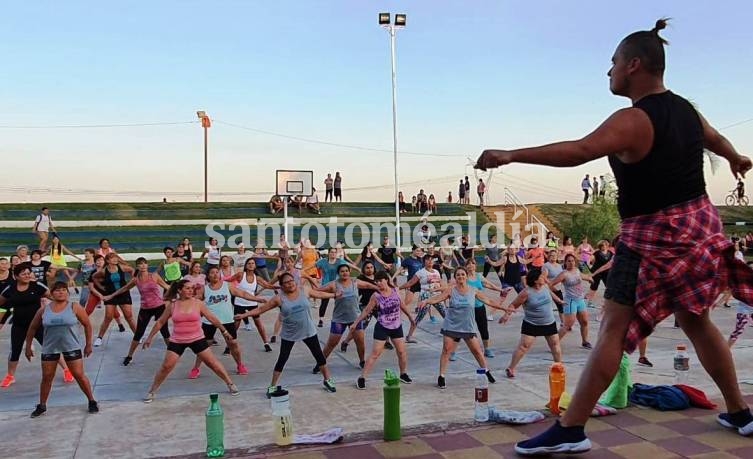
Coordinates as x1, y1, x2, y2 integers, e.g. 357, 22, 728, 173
104, 258, 173, 366
141, 279, 240, 403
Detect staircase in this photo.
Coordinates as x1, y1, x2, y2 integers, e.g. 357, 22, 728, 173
482, 187, 562, 244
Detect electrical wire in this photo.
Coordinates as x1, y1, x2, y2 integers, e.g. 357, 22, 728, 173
0, 121, 197, 129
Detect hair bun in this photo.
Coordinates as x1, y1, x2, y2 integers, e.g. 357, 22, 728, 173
653, 18, 669, 33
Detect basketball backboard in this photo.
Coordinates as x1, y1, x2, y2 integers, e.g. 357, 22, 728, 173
276, 170, 314, 197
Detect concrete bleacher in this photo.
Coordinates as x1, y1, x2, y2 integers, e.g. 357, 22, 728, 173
0, 202, 487, 255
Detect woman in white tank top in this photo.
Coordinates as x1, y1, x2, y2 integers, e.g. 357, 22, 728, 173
231, 258, 278, 352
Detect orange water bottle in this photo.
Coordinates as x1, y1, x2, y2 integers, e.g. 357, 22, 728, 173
549, 363, 566, 415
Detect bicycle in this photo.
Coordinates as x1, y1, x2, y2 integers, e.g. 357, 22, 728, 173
725, 190, 749, 206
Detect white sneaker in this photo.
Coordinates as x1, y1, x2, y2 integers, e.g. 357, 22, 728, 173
487, 314, 494, 321
93, 337, 103, 347
244, 323, 254, 331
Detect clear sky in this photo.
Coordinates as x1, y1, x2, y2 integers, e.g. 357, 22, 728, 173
1, 1, 751, 205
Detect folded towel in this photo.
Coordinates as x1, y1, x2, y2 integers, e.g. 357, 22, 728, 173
293, 427, 344, 444
488, 408, 546, 424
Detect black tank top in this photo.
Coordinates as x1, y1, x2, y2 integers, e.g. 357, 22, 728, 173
503, 256, 522, 285
608, 91, 706, 219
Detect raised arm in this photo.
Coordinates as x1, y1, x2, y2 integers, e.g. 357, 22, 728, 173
476, 108, 653, 170
698, 112, 752, 178
420, 288, 451, 307
500, 289, 529, 324
475, 291, 510, 312
242, 296, 282, 319
549, 271, 566, 289
349, 295, 378, 334
104, 277, 137, 301
228, 284, 267, 304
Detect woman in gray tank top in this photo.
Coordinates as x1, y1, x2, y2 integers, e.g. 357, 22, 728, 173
317, 264, 377, 372
419, 267, 510, 389
500, 269, 564, 378
24, 281, 98, 417
241, 272, 339, 398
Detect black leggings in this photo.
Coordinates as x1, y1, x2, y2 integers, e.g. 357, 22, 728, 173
133, 305, 170, 342
319, 298, 330, 319
474, 307, 490, 341
483, 262, 501, 278
10, 324, 43, 362
274, 335, 327, 372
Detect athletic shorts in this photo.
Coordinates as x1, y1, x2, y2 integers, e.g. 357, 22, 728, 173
590, 272, 609, 291
167, 338, 210, 356
521, 320, 558, 337
440, 329, 476, 342
202, 322, 238, 341
41, 349, 83, 362
374, 322, 404, 341
330, 321, 367, 335
105, 292, 132, 306
564, 298, 587, 315
501, 282, 525, 293
604, 242, 641, 306
233, 305, 257, 316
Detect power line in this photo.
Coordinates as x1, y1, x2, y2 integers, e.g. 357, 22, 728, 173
215, 120, 466, 158
720, 118, 753, 130
0, 121, 197, 129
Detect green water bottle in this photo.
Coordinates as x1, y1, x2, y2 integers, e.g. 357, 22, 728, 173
383, 369, 401, 441
206, 393, 225, 457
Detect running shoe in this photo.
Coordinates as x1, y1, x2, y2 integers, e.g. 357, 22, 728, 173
118, 323, 126, 332
312, 364, 320, 374
359, 360, 365, 369
266, 385, 275, 399
264, 343, 272, 352
384, 341, 394, 350
505, 368, 515, 379
270, 335, 277, 343
188, 367, 201, 379
323, 378, 337, 393
405, 336, 418, 344
484, 348, 495, 358
122, 356, 132, 367
63, 369, 74, 383
88, 400, 99, 414
437, 375, 446, 389
1, 374, 15, 388
93, 337, 103, 347
211, 339, 219, 346
223, 347, 231, 355
581, 341, 593, 350
487, 314, 494, 321
637, 356, 654, 367
237, 363, 249, 375
340, 342, 349, 352
244, 323, 254, 331
143, 392, 155, 403
318, 319, 324, 328
30, 404, 47, 418
449, 352, 457, 361
356, 377, 366, 390
399, 373, 413, 384
718, 409, 753, 436
430, 316, 439, 324
515, 420, 591, 455
486, 370, 496, 384
228, 383, 240, 396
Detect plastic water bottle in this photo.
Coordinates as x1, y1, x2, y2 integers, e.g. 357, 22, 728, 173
674, 344, 690, 384
383, 369, 402, 441
549, 363, 566, 415
270, 387, 294, 446
206, 393, 225, 457
474, 368, 489, 422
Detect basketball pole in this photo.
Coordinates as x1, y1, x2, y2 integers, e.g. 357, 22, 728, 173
283, 197, 289, 245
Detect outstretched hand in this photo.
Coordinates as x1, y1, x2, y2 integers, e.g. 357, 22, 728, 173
475, 150, 512, 171
730, 154, 753, 179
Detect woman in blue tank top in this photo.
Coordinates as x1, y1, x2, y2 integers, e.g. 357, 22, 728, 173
240, 272, 339, 397
419, 267, 510, 389
500, 269, 564, 378
24, 282, 98, 417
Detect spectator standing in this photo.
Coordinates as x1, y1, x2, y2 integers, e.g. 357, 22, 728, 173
458, 180, 465, 204
324, 174, 334, 202
447, 191, 453, 203
599, 175, 606, 197
581, 174, 592, 204
592, 177, 600, 200
398, 191, 406, 213
464, 176, 471, 204
334, 172, 343, 202
32, 207, 55, 252
477, 179, 486, 207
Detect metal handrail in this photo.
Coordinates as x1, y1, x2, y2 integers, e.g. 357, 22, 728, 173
530, 214, 550, 239
504, 187, 529, 224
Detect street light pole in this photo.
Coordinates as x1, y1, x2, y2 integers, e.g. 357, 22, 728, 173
380, 13, 406, 249
197, 111, 211, 203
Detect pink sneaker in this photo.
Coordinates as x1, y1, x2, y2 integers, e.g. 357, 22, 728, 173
188, 367, 201, 379
237, 363, 249, 375
63, 369, 74, 383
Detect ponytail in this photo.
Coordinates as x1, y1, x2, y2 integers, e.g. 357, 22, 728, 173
165, 279, 189, 301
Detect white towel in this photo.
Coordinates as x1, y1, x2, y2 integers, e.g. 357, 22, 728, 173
293, 427, 344, 445
488, 408, 546, 424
